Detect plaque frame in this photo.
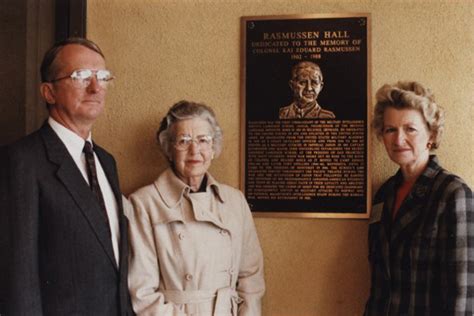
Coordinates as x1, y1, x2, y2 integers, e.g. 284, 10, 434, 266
240, 13, 372, 219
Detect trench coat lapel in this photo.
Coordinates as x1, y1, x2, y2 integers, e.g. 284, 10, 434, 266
40, 124, 117, 269
206, 176, 229, 230
156, 169, 229, 229
154, 169, 188, 223
188, 173, 228, 230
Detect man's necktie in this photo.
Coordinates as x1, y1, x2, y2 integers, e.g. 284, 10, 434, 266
83, 141, 109, 221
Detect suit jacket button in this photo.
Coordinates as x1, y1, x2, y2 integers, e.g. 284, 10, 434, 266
185, 273, 193, 281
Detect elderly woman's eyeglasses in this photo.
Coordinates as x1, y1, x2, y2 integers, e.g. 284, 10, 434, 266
49, 69, 114, 89
173, 135, 213, 151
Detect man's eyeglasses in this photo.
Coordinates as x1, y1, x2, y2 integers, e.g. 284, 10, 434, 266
173, 134, 213, 151
49, 69, 114, 88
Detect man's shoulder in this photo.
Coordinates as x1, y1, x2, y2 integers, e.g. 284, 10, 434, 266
318, 108, 336, 119
279, 102, 296, 119
0, 128, 50, 178
5, 127, 45, 156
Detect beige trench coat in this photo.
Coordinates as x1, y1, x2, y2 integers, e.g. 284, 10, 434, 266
126, 168, 265, 316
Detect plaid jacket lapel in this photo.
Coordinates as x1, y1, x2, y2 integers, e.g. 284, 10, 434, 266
390, 156, 442, 247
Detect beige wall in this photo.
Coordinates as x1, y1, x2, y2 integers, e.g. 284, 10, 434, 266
88, 1, 473, 315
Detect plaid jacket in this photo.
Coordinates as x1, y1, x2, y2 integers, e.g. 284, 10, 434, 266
364, 156, 473, 316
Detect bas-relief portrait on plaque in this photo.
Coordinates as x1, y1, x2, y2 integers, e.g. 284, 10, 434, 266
240, 13, 371, 218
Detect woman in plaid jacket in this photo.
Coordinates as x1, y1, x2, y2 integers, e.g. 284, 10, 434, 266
364, 81, 473, 315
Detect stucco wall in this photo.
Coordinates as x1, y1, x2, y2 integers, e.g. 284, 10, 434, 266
87, 1, 474, 315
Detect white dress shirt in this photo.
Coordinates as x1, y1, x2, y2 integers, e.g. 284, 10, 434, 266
48, 117, 120, 266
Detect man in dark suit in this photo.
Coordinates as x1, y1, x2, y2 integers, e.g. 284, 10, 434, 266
0, 38, 134, 315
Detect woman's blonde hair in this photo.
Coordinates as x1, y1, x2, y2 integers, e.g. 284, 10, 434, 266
373, 81, 445, 149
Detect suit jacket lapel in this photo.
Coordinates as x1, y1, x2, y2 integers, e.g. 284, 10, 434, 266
94, 144, 122, 208
40, 124, 117, 270
94, 144, 130, 271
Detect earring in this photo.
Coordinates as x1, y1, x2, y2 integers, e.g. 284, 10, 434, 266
427, 142, 433, 149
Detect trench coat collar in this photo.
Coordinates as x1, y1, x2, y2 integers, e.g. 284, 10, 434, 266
389, 155, 442, 245
154, 168, 225, 209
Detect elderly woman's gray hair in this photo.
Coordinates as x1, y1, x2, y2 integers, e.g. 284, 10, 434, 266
373, 81, 445, 149
157, 100, 223, 160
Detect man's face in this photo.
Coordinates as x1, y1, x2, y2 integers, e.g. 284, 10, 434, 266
42, 44, 108, 127
290, 67, 323, 107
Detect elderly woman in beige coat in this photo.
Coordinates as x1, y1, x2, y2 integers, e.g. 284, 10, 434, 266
127, 100, 265, 316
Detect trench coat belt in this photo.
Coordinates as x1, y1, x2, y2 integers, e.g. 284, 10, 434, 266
163, 287, 243, 316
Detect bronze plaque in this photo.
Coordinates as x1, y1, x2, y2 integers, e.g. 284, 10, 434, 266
240, 13, 371, 218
